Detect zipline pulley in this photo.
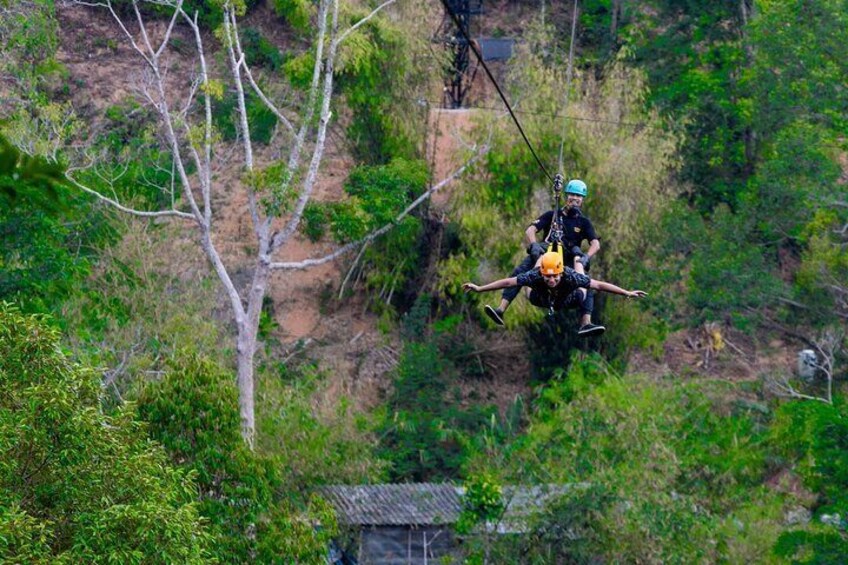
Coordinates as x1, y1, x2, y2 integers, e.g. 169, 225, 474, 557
547, 173, 565, 258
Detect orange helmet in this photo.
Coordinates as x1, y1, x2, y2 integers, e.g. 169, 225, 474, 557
540, 252, 564, 275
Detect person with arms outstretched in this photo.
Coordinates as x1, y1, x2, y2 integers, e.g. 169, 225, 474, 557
465, 252, 645, 337
484, 179, 602, 328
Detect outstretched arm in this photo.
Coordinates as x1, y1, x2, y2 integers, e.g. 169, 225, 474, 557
589, 279, 647, 298
463, 277, 519, 293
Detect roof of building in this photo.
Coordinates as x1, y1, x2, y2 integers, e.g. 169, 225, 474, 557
319, 483, 577, 532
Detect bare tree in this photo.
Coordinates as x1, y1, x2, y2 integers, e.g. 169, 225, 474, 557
767, 329, 842, 405
65, 0, 487, 447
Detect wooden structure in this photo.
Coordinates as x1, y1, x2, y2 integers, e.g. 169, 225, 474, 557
320, 483, 574, 564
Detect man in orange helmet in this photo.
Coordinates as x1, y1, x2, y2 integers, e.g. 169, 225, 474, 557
462, 252, 646, 337
485, 179, 600, 328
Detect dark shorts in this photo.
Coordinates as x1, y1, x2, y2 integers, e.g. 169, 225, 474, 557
528, 287, 593, 316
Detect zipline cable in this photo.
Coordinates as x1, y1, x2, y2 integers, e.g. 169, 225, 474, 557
439, 0, 555, 184
401, 94, 661, 130
557, 0, 580, 173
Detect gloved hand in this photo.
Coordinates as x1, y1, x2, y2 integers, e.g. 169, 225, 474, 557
527, 242, 546, 257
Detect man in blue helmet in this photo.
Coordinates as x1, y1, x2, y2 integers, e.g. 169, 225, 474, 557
483, 179, 603, 336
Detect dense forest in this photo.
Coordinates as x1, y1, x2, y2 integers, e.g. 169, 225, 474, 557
1, 0, 846, 562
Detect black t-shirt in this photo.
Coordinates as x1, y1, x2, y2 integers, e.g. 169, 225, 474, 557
530, 209, 599, 247
516, 267, 591, 304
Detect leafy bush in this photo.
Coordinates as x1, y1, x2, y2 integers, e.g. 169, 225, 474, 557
306, 158, 427, 257
256, 362, 385, 488
465, 356, 789, 562
271, 0, 313, 32
136, 352, 345, 563
0, 135, 112, 314
0, 305, 210, 563
240, 27, 284, 72
61, 219, 227, 401
282, 51, 315, 89
739, 122, 841, 246
335, 9, 421, 163
212, 89, 278, 145
378, 333, 498, 482
687, 205, 784, 324
769, 399, 848, 563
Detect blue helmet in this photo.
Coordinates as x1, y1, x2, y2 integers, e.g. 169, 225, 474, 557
565, 179, 588, 197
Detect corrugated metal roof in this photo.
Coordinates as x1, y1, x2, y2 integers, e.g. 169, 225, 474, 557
319, 483, 578, 531
320, 483, 462, 527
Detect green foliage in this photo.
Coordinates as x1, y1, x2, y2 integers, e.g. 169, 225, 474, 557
629, 1, 750, 211
271, 0, 313, 33
769, 399, 848, 563
240, 27, 284, 72
378, 337, 497, 481
212, 89, 278, 146
0, 0, 59, 100
304, 157, 427, 243
136, 353, 346, 563
688, 206, 784, 324
748, 0, 848, 137
258, 295, 279, 340
739, 122, 841, 246
774, 528, 848, 564
301, 202, 326, 242
0, 305, 211, 563
303, 157, 429, 312
282, 51, 315, 89
465, 357, 788, 562
255, 363, 385, 488
796, 209, 848, 325
771, 401, 848, 513
335, 7, 423, 163
88, 100, 176, 208
61, 220, 227, 400
0, 133, 65, 206
456, 473, 504, 535
0, 135, 111, 314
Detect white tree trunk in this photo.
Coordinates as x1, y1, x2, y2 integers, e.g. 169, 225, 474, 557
236, 325, 257, 447
238, 251, 272, 447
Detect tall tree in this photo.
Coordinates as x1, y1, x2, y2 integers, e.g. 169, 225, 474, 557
66, 0, 485, 446
0, 305, 211, 563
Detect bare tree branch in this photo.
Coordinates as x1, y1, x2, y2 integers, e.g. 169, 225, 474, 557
765, 329, 842, 405
767, 377, 831, 404
223, 7, 263, 239
228, 12, 295, 134
66, 173, 196, 220
339, 240, 370, 299
270, 0, 340, 251
270, 144, 489, 270
336, 0, 398, 45
268, 0, 331, 247
154, 0, 182, 58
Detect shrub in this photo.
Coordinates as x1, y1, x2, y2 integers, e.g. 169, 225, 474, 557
240, 27, 284, 72
0, 305, 210, 563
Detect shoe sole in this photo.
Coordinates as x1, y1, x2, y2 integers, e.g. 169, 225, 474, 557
577, 326, 606, 337
484, 305, 505, 326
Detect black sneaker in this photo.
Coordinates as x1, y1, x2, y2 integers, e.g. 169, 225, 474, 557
577, 323, 605, 337
484, 305, 505, 326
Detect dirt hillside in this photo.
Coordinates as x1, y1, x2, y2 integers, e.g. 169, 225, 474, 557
55, 2, 809, 416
